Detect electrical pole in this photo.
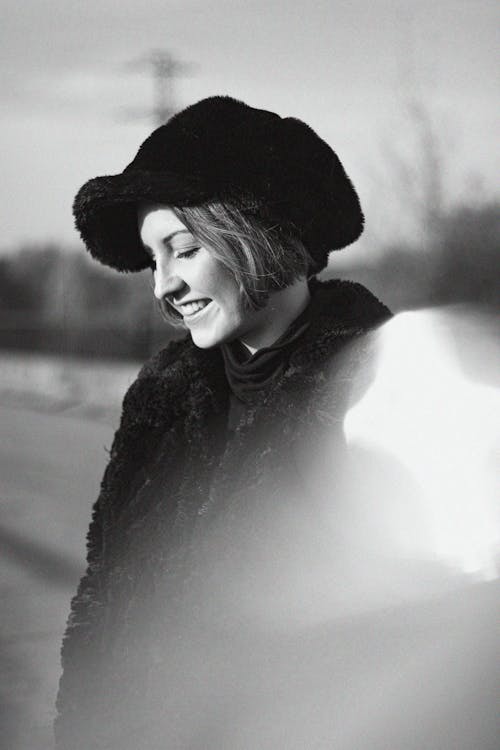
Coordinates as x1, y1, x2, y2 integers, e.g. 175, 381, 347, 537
122, 49, 195, 357
123, 49, 194, 126
150, 50, 183, 125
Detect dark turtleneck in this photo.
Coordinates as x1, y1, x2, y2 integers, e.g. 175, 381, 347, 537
220, 300, 312, 432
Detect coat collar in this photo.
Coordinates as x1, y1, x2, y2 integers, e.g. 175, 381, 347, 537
123, 279, 391, 431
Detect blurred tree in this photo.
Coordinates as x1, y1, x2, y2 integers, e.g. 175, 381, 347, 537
382, 98, 446, 246
0, 246, 61, 313
336, 94, 499, 313
431, 202, 500, 308
334, 200, 500, 312
0, 244, 180, 359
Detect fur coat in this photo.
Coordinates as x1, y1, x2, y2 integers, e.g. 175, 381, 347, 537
55, 278, 391, 750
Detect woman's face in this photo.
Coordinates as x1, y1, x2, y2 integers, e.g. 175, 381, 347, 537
138, 205, 268, 349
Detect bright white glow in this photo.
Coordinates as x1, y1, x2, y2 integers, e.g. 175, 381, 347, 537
345, 307, 499, 581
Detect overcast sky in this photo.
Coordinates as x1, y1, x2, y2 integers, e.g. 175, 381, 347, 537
1, 0, 498, 253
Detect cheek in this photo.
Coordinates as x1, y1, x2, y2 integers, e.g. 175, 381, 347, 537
203, 265, 243, 317
218, 285, 247, 325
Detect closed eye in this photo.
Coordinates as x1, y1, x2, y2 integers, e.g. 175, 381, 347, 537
177, 247, 200, 259
147, 246, 200, 269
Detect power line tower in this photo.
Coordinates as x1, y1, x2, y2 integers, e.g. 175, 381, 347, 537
123, 49, 194, 127
121, 49, 195, 357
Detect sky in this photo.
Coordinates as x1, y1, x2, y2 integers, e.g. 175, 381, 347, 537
1, 0, 498, 255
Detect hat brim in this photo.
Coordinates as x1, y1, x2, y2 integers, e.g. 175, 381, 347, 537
73, 170, 216, 272
74, 167, 364, 274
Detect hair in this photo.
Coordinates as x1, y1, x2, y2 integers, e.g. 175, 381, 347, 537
157, 201, 317, 327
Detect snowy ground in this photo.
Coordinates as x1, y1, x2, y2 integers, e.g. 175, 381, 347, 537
0, 353, 138, 749
0, 352, 140, 427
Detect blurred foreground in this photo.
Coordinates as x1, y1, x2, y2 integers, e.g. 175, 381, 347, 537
1, 406, 113, 749
1, 357, 139, 748
1, 303, 498, 749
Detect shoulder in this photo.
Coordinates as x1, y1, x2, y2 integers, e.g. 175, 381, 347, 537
288, 278, 390, 373
116, 336, 195, 430
284, 280, 391, 415
136, 335, 194, 378
118, 335, 226, 431
310, 278, 392, 330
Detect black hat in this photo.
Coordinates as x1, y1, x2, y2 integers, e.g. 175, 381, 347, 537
73, 95, 364, 272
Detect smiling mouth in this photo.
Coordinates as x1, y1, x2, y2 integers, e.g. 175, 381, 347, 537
177, 298, 213, 318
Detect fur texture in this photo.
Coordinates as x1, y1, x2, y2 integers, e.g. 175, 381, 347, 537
73, 96, 364, 272
55, 279, 391, 749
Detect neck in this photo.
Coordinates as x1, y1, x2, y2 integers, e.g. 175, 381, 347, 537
239, 279, 311, 354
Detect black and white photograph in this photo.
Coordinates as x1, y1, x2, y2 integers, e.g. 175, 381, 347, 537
1, 2, 498, 748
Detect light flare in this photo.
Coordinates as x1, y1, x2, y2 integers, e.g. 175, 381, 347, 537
344, 306, 499, 581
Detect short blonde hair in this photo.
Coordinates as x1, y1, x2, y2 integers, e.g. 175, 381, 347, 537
158, 201, 315, 327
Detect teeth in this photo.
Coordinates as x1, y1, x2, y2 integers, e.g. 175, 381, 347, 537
181, 299, 209, 316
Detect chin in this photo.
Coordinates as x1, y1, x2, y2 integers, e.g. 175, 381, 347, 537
190, 335, 217, 349
189, 322, 239, 350
189, 328, 225, 349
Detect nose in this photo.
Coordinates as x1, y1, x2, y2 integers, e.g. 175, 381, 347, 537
153, 262, 185, 302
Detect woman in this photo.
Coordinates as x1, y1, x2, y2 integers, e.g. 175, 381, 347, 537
55, 96, 391, 749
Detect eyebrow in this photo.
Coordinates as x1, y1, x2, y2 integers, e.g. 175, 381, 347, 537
163, 229, 192, 245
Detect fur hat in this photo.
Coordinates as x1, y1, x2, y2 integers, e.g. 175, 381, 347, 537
73, 95, 364, 272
